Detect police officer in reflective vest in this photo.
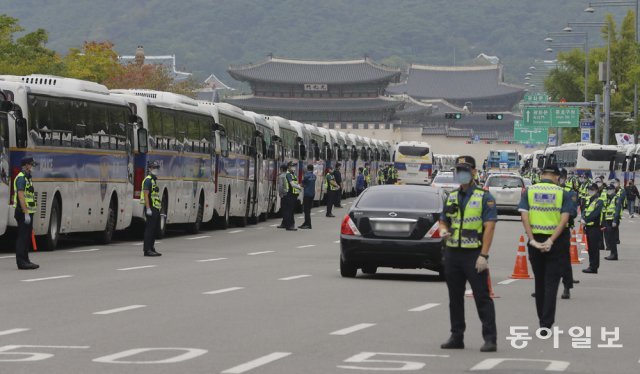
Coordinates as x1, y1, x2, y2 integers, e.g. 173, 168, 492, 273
603, 183, 621, 261
14, 157, 39, 270
363, 162, 371, 188
325, 165, 339, 218
581, 183, 604, 273
283, 161, 302, 231
440, 156, 498, 353
519, 163, 574, 331
141, 161, 162, 256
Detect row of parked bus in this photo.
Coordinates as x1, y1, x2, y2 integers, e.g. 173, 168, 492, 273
0, 75, 394, 250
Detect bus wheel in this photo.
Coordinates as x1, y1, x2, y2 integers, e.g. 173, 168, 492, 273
156, 195, 168, 239
38, 197, 60, 251
96, 198, 117, 244
187, 194, 204, 234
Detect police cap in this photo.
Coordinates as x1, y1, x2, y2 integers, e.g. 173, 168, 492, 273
20, 157, 36, 166
148, 160, 160, 169
606, 183, 616, 190
541, 163, 560, 175
588, 183, 599, 191
559, 168, 568, 177
454, 155, 476, 171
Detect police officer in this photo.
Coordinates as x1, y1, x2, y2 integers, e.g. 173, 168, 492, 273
325, 165, 339, 218
277, 164, 289, 229
558, 168, 579, 299
377, 165, 387, 185
333, 162, 343, 208
582, 183, 604, 273
299, 164, 316, 229
603, 184, 621, 261
519, 163, 574, 331
440, 156, 497, 353
363, 162, 371, 188
577, 174, 590, 210
14, 157, 39, 270
142, 161, 162, 257
283, 162, 302, 231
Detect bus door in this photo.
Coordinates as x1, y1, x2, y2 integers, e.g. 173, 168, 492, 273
252, 131, 263, 218
0, 112, 10, 235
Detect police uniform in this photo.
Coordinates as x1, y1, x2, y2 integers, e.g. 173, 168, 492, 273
283, 166, 300, 230
377, 167, 386, 185
603, 185, 621, 261
13, 157, 39, 270
363, 165, 371, 188
582, 184, 604, 273
325, 169, 338, 217
559, 170, 578, 299
440, 156, 497, 352
518, 165, 575, 329
141, 162, 162, 256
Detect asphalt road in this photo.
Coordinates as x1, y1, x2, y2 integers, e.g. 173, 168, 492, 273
1, 200, 639, 373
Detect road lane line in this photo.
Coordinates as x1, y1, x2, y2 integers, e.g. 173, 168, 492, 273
197, 258, 228, 262
498, 279, 519, 285
203, 287, 244, 295
408, 303, 440, 312
296, 244, 316, 248
0, 328, 30, 336
318, 210, 325, 213
255, 227, 265, 230
187, 235, 211, 240
310, 213, 316, 216
330, 323, 376, 336
229, 230, 244, 234
222, 352, 291, 374
21, 275, 73, 282
117, 265, 157, 271
0, 255, 15, 259
69, 248, 101, 253
94, 305, 147, 315
270, 224, 278, 227
248, 251, 275, 256
279, 275, 311, 281
134, 241, 162, 246
334, 240, 340, 243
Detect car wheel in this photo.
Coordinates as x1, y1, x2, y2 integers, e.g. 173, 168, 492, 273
340, 257, 357, 278
361, 266, 377, 275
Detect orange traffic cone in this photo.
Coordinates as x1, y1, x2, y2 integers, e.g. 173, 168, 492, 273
465, 269, 499, 299
31, 230, 37, 251
570, 229, 582, 264
580, 224, 587, 245
576, 224, 583, 244
510, 235, 532, 279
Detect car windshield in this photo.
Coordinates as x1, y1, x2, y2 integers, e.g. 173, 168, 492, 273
398, 146, 429, 157
486, 176, 523, 188
357, 189, 441, 211
433, 174, 455, 184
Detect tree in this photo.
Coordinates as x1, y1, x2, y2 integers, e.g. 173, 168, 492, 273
63, 41, 122, 83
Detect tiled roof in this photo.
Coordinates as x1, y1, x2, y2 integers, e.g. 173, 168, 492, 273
228, 57, 401, 84
224, 95, 404, 111
387, 64, 525, 100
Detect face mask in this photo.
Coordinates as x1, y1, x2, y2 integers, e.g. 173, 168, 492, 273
596, 182, 603, 187
607, 190, 615, 196
150, 169, 158, 176
559, 178, 566, 185
455, 170, 472, 184
614, 183, 620, 188
588, 191, 597, 196
579, 178, 585, 183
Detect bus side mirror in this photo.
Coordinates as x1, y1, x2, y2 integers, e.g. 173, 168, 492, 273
15, 118, 27, 148
0, 101, 12, 112
314, 146, 320, 161
215, 130, 229, 157
137, 128, 148, 154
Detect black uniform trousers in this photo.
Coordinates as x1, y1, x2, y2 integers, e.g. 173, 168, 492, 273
603, 223, 618, 258
444, 247, 497, 344
585, 225, 602, 270
561, 228, 574, 290
334, 188, 343, 207
281, 193, 296, 228
302, 196, 313, 228
14, 209, 34, 267
143, 207, 160, 253
325, 190, 335, 216
528, 230, 569, 329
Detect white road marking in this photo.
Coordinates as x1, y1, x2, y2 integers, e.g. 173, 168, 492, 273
93, 348, 207, 364
318, 210, 325, 213
0, 255, 15, 259
94, 305, 147, 315
197, 257, 228, 262
464, 289, 473, 296
134, 241, 162, 246
408, 303, 440, 312
203, 287, 244, 295
117, 265, 157, 271
222, 352, 292, 374
470, 358, 570, 371
0, 328, 30, 336
297, 216, 304, 219
69, 248, 101, 253
334, 240, 340, 244
498, 279, 519, 285
255, 227, 265, 230
330, 323, 376, 336
310, 213, 316, 216
21, 275, 73, 282
279, 274, 311, 281
248, 251, 275, 256
187, 235, 211, 240
270, 224, 278, 227
296, 244, 316, 248
229, 230, 244, 234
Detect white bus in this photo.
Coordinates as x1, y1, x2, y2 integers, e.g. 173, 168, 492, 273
0, 85, 18, 237
245, 111, 278, 221
111, 90, 216, 236
543, 142, 618, 180
393, 141, 433, 185
304, 123, 327, 205
1, 75, 143, 250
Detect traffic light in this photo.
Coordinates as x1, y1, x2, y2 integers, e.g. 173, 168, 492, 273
445, 112, 462, 119
486, 113, 504, 120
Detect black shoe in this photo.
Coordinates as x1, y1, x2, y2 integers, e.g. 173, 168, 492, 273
144, 251, 161, 257
326, 214, 335, 217
480, 341, 497, 352
604, 255, 618, 261
298, 225, 311, 229
582, 268, 597, 274
573, 279, 580, 284
531, 292, 536, 297
561, 288, 570, 299
18, 263, 39, 270
277, 225, 286, 229
440, 337, 464, 349
286, 227, 298, 231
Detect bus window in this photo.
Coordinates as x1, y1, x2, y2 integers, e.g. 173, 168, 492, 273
582, 149, 617, 162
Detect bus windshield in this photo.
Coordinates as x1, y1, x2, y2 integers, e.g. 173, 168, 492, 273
398, 146, 429, 157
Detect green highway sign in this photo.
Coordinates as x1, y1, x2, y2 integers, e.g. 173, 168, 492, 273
514, 120, 548, 144
523, 106, 580, 128
523, 92, 549, 103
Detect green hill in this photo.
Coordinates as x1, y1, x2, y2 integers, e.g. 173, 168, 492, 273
1, 0, 629, 87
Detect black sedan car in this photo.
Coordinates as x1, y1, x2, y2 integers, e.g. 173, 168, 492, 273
340, 184, 446, 278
